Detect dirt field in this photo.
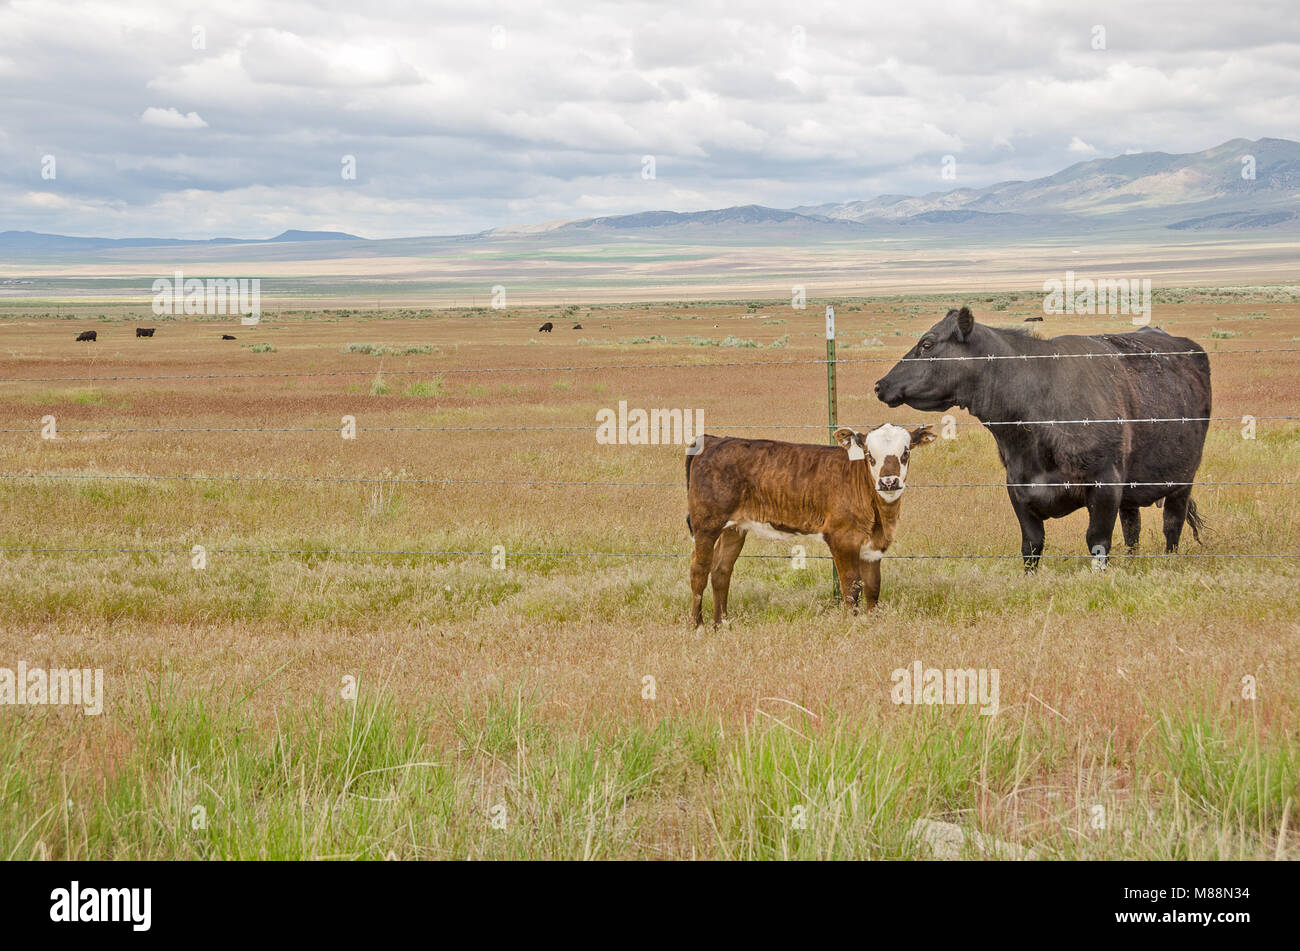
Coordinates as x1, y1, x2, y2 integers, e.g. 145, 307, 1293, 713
0, 287, 1296, 859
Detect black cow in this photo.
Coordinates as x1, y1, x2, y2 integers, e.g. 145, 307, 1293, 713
136, 327, 156, 337
76, 330, 97, 342
875, 306, 1211, 569
221, 334, 237, 340
572, 323, 583, 330
538, 322, 554, 332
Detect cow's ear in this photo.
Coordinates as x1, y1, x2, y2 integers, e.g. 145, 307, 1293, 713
956, 306, 975, 340
910, 425, 937, 447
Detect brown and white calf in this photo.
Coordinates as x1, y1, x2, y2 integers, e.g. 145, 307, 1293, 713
684, 424, 936, 626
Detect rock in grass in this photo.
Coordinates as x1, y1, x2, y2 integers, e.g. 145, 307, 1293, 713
908, 819, 1039, 861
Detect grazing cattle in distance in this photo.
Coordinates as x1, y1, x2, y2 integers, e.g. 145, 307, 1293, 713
684, 424, 937, 626
538, 322, 554, 332
136, 327, 156, 337
875, 306, 1210, 570
221, 334, 237, 340
572, 323, 583, 330
76, 330, 97, 342
1024, 316, 1043, 322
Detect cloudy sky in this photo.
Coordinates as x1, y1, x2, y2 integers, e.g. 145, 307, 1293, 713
2, 0, 1297, 239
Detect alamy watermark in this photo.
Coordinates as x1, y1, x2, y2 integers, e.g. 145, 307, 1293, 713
1, 662, 103, 715
50, 881, 150, 931
890, 661, 999, 716
152, 270, 261, 319
596, 400, 703, 448
1043, 271, 1151, 325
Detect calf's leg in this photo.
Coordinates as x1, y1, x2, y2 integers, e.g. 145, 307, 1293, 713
828, 542, 864, 613
709, 528, 746, 626
859, 556, 882, 611
689, 528, 720, 627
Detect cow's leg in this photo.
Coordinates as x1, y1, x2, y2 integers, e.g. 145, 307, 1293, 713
689, 527, 721, 628
709, 527, 746, 626
1120, 507, 1142, 553
828, 542, 864, 613
1011, 496, 1045, 572
1084, 482, 1123, 570
859, 555, 882, 612
1161, 487, 1193, 553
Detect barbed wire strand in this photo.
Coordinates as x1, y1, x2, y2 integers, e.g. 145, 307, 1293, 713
0, 472, 680, 487
0, 545, 1294, 561
1, 345, 1296, 385
1, 472, 1297, 490
6, 415, 1298, 435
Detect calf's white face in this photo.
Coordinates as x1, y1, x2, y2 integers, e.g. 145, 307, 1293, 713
835, 422, 936, 504
864, 424, 913, 502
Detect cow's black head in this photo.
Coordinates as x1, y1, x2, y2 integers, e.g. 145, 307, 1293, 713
874, 306, 984, 412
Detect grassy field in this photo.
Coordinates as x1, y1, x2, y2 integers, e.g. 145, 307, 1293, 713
0, 288, 1297, 859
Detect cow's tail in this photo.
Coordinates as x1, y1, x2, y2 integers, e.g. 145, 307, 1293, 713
1185, 498, 1207, 544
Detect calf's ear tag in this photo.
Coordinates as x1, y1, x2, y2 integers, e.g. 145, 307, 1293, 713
847, 442, 865, 461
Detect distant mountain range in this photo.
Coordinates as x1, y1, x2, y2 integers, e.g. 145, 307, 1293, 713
529, 136, 1298, 238
3, 138, 1297, 256
0, 229, 362, 252
795, 137, 1299, 225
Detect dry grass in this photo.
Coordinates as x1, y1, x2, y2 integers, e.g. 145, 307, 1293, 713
0, 289, 1297, 859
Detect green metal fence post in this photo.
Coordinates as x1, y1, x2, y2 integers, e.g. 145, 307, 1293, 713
825, 304, 839, 602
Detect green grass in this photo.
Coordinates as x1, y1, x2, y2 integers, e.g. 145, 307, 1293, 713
686, 335, 759, 348
1, 687, 1290, 860
345, 343, 437, 356
403, 378, 443, 397
619, 335, 668, 345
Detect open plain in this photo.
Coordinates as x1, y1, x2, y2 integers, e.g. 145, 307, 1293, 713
0, 287, 1296, 859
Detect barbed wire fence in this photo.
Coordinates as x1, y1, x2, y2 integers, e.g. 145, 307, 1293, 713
3, 415, 1299, 435
0, 471, 1297, 490
2, 343, 1298, 567
0, 546, 1293, 563
0, 345, 1296, 387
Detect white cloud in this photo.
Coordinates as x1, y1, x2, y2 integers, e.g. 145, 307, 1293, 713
240, 29, 422, 87
141, 107, 208, 130
0, 0, 1295, 237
